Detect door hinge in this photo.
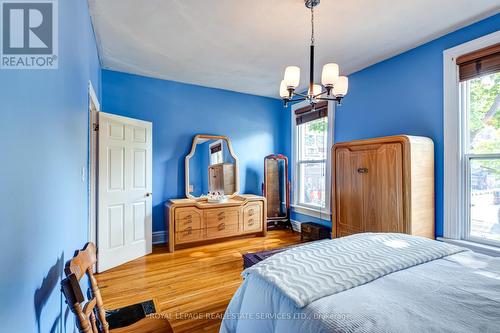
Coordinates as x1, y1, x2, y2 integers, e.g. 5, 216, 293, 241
93, 123, 99, 131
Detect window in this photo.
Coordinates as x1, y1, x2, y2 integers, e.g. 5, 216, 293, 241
444, 35, 500, 249
209, 140, 223, 165
292, 101, 333, 216
297, 117, 328, 208
462, 71, 500, 244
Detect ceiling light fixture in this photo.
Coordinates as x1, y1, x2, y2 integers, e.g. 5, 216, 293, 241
280, 0, 349, 107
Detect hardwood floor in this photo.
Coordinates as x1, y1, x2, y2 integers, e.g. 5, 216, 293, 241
96, 230, 301, 333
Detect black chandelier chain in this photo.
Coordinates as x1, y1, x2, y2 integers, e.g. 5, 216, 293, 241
311, 5, 315, 46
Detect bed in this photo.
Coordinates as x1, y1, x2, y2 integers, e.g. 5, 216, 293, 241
220, 233, 500, 333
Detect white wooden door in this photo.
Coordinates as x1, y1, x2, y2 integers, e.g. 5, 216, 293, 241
97, 112, 153, 272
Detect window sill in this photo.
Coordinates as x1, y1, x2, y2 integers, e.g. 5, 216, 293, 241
437, 237, 500, 257
291, 204, 331, 220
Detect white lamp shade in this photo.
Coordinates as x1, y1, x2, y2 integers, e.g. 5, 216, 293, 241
308, 84, 322, 97
284, 66, 300, 88
334, 76, 349, 97
279, 80, 289, 98
321, 63, 339, 86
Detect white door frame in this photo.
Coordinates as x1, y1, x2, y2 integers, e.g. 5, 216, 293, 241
88, 81, 100, 245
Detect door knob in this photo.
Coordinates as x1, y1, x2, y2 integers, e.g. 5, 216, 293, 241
146, 192, 153, 197
357, 168, 368, 174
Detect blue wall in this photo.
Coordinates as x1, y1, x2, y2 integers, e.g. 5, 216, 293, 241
0, 0, 101, 331
336, 14, 500, 237
102, 70, 286, 234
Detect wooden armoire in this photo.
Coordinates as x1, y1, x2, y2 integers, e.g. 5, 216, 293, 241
332, 135, 434, 239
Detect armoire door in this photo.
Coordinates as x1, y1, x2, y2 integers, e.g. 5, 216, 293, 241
335, 148, 365, 236
363, 143, 404, 233
335, 143, 404, 235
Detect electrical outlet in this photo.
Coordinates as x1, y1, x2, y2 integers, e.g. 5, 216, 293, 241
189, 185, 194, 192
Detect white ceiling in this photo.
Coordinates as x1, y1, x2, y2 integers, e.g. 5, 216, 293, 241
89, 0, 500, 98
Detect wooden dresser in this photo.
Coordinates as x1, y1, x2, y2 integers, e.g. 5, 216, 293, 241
165, 195, 266, 252
332, 135, 434, 239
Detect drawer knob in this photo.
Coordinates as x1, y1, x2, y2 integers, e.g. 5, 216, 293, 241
184, 227, 192, 235
218, 223, 226, 231
248, 209, 255, 216
357, 167, 368, 174
248, 219, 254, 226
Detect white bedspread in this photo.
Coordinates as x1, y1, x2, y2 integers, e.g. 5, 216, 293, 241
221, 250, 500, 333
243, 233, 466, 308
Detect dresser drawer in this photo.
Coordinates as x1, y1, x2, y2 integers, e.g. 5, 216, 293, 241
243, 203, 262, 232
205, 222, 239, 239
176, 227, 203, 244
204, 208, 240, 239
204, 208, 240, 228
175, 207, 202, 231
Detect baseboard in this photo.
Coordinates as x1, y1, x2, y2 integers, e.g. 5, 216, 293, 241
152, 231, 167, 245
290, 220, 301, 233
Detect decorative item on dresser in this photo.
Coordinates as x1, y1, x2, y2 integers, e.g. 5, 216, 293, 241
166, 134, 267, 252
332, 135, 435, 239
263, 154, 291, 229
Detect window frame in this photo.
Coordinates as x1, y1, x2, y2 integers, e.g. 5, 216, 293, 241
443, 31, 500, 247
209, 139, 223, 165
291, 101, 334, 218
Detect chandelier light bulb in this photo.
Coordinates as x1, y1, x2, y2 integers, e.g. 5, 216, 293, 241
308, 84, 322, 97
284, 66, 301, 88
279, 80, 289, 98
334, 76, 349, 97
321, 63, 339, 87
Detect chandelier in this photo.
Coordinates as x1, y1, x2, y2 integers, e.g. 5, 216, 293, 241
279, 0, 349, 107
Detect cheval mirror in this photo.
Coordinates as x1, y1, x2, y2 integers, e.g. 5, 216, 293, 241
185, 134, 239, 199
263, 154, 291, 229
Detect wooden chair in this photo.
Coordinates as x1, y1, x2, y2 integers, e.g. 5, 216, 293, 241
61, 273, 99, 333
63, 243, 173, 333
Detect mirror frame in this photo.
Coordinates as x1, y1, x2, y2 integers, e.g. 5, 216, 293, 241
185, 134, 240, 199
263, 154, 290, 221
